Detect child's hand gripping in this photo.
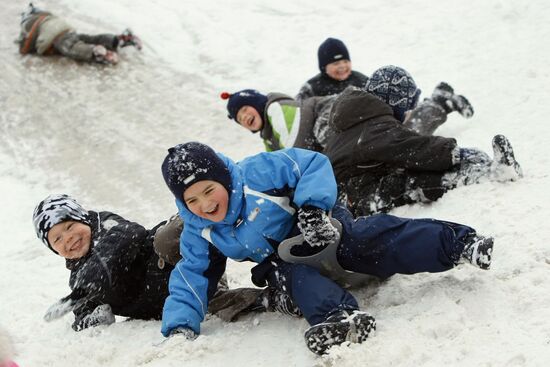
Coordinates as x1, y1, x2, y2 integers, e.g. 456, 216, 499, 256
297, 206, 339, 248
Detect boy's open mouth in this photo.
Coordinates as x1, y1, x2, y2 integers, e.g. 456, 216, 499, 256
206, 204, 219, 215
70, 238, 82, 251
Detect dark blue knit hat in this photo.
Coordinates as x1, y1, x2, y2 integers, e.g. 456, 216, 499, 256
161, 142, 231, 201
222, 90, 268, 122
318, 38, 350, 71
365, 65, 421, 122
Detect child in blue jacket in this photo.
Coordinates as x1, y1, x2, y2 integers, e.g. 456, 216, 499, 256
160, 142, 494, 354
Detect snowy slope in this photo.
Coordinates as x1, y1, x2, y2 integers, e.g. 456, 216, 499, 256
0, 0, 549, 366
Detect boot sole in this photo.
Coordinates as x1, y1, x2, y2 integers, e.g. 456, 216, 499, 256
492, 135, 523, 179
304, 313, 376, 355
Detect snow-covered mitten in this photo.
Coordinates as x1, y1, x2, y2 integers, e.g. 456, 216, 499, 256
118, 28, 143, 50
72, 304, 115, 331
431, 82, 474, 118
297, 206, 339, 248
170, 327, 197, 340
461, 233, 494, 270
43, 287, 91, 322
490, 134, 523, 181
304, 309, 376, 355
92, 45, 119, 65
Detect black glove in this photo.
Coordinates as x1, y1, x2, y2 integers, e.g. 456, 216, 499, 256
170, 327, 198, 340
297, 206, 338, 248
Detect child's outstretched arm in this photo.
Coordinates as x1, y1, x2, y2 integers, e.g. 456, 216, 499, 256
43, 287, 115, 331
161, 231, 227, 337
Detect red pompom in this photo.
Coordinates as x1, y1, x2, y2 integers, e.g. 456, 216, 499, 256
220, 92, 231, 100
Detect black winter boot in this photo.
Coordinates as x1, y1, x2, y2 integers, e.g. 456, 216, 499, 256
262, 288, 302, 317
491, 134, 523, 180
432, 82, 474, 118
304, 310, 376, 355
461, 234, 494, 270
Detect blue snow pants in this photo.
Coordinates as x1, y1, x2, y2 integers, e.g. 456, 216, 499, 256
252, 257, 359, 326
251, 204, 475, 326
333, 204, 475, 278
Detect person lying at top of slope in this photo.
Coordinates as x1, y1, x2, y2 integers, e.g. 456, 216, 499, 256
17, 3, 142, 65
32, 194, 299, 331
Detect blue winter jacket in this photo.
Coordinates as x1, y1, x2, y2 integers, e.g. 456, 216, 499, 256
161, 148, 337, 336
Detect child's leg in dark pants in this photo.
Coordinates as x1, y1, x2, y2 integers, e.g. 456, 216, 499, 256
53, 32, 119, 62
53, 32, 97, 62
255, 259, 358, 325
403, 99, 448, 136
76, 33, 119, 50
332, 205, 478, 278
254, 259, 376, 354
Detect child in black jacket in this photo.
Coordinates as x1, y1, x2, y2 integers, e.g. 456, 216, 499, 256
32, 194, 296, 331
295, 37, 369, 102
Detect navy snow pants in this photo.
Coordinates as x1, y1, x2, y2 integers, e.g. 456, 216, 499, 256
261, 261, 358, 325
333, 204, 475, 278
252, 204, 475, 326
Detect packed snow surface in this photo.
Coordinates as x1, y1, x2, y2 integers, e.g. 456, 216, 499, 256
1, 0, 549, 366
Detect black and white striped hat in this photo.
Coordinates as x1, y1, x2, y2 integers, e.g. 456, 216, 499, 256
32, 194, 90, 253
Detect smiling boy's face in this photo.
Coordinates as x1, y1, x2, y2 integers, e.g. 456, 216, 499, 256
325, 59, 352, 81
183, 180, 229, 222
236, 105, 263, 132
47, 220, 92, 259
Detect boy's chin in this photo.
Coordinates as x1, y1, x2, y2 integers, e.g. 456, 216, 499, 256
335, 73, 351, 81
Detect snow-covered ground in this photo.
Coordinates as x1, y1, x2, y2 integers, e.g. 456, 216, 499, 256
1, 0, 549, 365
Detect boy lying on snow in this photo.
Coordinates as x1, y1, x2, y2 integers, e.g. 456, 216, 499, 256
32, 194, 299, 331
17, 3, 142, 65
160, 141, 494, 354
222, 66, 521, 216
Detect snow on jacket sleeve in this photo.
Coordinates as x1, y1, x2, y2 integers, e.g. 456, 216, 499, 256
69, 212, 148, 298
242, 148, 338, 211
161, 230, 227, 336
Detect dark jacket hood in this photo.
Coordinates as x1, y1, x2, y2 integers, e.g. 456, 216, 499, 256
330, 86, 394, 132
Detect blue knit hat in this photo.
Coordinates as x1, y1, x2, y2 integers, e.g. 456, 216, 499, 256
318, 38, 350, 72
365, 65, 421, 122
222, 90, 268, 122
161, 142, 231, 202
32, 194, 90, 253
